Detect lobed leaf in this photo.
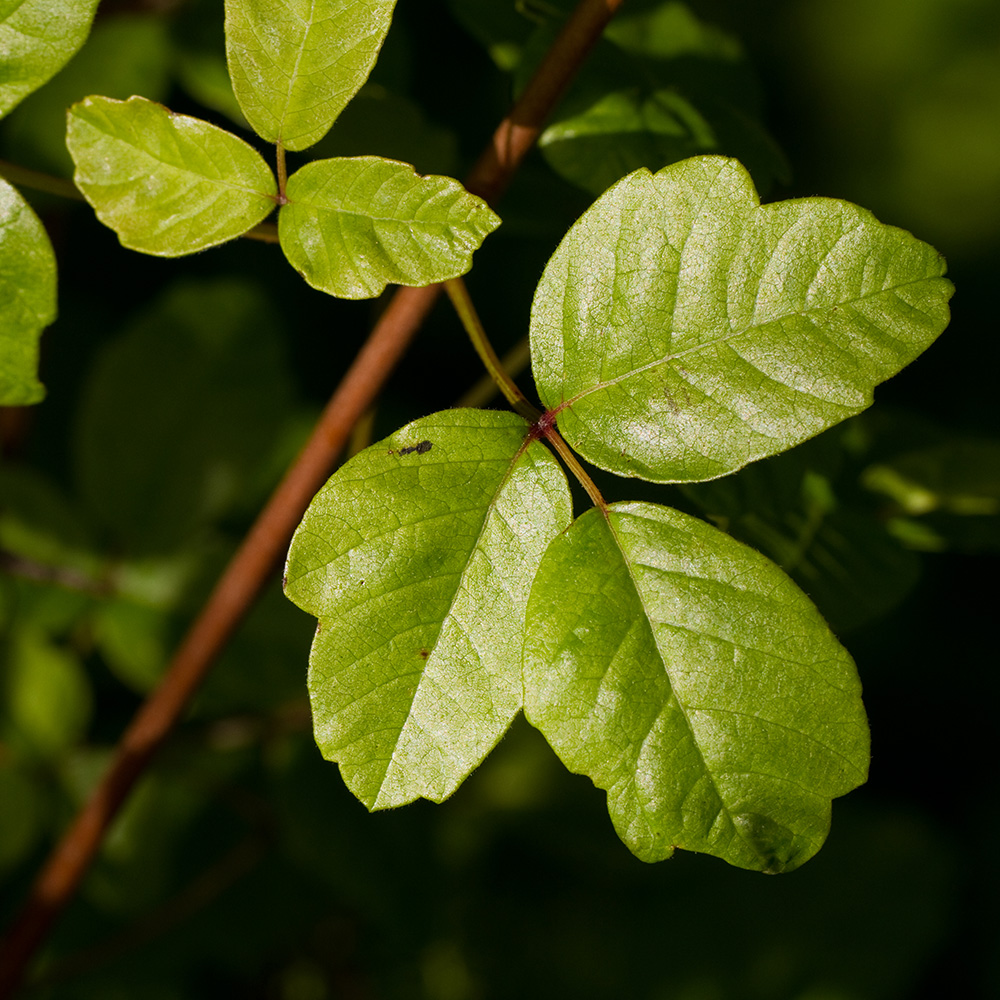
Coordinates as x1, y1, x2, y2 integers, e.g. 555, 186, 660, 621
279, 156, 500, 299
284, 409, 572, 810
225, 0, 397, 151
0, 178, 56, 405
523, 501, 870, 872
0, 0, 100, 117
66, 95, 277, 256
530, 156, 954, 483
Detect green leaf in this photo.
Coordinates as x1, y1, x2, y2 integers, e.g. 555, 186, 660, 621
224, 0, 397, 151
284, 409, 572, 809
681, 430, 921, 632
523, 501, 869, 872
2, 14, 172, 176
3, 628, 92, 757
0, 177, 56, 405
0, 0, 100, 117
279, 157, 500, 299
66, 95, 277, 256
520, 2, 788, 197
530, 156, 954, 484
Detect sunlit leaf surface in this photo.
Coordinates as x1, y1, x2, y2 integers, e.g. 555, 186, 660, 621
285, 410, 572, 809
0, 178, 55, 405
524, 501, 869, 872
66, 95, 277, 256
279, 156, 499, 299
0, 0, 100, 117
531, 156, 953, 483
225, 0, 397, 151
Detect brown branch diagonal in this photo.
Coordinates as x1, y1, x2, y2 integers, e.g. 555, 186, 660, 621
0, 1, 624, 995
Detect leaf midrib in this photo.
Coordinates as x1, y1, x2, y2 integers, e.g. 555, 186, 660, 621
372, 433, 535, 806
603, 506, 794, 865
560, 275, 938, 410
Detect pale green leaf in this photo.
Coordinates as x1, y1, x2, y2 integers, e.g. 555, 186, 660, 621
225, 0, 397, 151
523, 501, 869, 872
279, 156, 500, 299
66, 95, 277, 256
530, 156, 954, 483
3, 14, 172, 176
284, 409, 572, 809
0, 177, 56, 405
0, 0, 100, 117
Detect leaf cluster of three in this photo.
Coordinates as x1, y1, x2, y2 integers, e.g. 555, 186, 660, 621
63, 0, 498, 299
285, 151, 953, 872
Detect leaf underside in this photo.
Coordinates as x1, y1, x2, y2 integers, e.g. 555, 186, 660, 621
0, 0, 100, 118
284, 409, 572, 809
523, 501, 870, 872
66, 95, 277, 257
225, 0, 398, 151
530, 156, 954, 483
0, 178, 56, 405
279, 156, 500, 299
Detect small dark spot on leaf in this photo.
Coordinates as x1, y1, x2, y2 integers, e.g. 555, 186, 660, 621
418, 648, 430, 659
399, 440, 433, 456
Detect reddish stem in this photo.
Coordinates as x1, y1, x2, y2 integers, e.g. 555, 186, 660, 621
0, 1, 625, 994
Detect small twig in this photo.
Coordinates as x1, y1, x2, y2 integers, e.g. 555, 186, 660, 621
0, 550, 110, 597
275, 144, 288, 203
0, 2, 626, 994
0, 161, 83, 201
243, 221, 280, 243
539, 421, 607, 509
444, 278, 540, 422
454, 335, 532, 410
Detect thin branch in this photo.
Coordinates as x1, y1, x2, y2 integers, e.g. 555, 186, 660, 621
0, 551, 110, 597
243, 221, 280, 243
0, 161, 84, 202
541, 423, 607, 509
0, 2, 625, 994
444, 278, 540, 422
454, 335, 531, 410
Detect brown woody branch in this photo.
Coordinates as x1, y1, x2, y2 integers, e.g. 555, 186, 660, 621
0, 1, 624, 994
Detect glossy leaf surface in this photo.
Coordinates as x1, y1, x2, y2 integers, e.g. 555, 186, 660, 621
225, 0, 397, 151
284, 409, 572, 809
531, 156, 953, 483
279, 156, 500, 299
0, 178, 56, 405
523, 501, 869, 872
0, 0, 99, 117
66, 95, 277, 256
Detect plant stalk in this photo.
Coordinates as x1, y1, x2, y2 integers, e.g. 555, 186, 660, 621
444, 277, 540, 422
0, 2, 626, 994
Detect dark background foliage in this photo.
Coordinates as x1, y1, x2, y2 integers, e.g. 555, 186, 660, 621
1, 0, 998, 997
